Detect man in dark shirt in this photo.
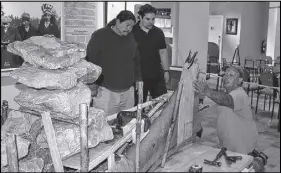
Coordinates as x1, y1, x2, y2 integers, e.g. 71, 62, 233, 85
17, 13, 38, 40
86, 10, 142, 116
133, 4, 170, 103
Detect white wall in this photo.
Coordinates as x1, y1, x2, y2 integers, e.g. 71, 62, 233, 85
266, 8, 278, 59
274, 8, 280, 59
210, 2, 269, 65
209, 2, 243, 63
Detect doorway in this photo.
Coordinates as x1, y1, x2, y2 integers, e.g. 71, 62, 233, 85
208, 15, 224, 63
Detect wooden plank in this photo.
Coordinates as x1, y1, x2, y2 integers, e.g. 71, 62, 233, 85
161, 82, 184, 167
120, 90, 181, 172
41, 112, 64, 172
155, 143, 253, 172
177, 62, 200, 145
63, 142, 113, 170
79, 103, 89, 172
6, 134, 19, 172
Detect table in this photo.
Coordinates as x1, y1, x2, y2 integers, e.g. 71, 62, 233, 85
155, 143, 253, 172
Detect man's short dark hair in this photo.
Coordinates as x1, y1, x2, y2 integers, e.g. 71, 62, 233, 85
138, 4, 157, 18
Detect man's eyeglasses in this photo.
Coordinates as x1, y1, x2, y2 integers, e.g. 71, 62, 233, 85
2, 23, 9, 26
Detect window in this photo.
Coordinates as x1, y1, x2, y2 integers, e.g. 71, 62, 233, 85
105, 2, 150, 25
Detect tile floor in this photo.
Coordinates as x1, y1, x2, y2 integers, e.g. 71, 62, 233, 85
195, 97, 280, 172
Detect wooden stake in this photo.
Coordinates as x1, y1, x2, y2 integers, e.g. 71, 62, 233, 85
161, 82, 184, 168
79, 103, 89, 172
41, 111, 64, 172
136, 81, 143, 172
6, 134, 19, 172
107, 153, 115, 170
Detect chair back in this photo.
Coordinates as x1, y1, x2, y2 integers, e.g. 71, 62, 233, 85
244, 57, 255, 68
259, 73, 274, 87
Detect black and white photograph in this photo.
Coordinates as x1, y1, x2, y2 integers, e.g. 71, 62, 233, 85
1, 2, 62, 70
226, 18, 238, 35
1, 1, 280, 173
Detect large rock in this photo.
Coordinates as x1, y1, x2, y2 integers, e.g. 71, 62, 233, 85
7, 36, 86, 69
36, 107, 114, 159
10, 60, 102, 90
1, 135, 30, 167
19, 158, 44, 172
1, 158, 44, 172
14, 82, 91, 119
1, 110, 39, 138
1, 111, 36, 168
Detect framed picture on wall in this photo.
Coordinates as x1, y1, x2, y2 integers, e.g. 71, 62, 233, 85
1, 2, 62, 71
226, 18, 238, 35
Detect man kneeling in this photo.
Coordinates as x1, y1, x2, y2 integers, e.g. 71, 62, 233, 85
193, 65, 258, 154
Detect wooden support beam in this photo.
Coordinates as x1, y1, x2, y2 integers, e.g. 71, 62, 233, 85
6, 134, 19, 172
161, 82, 184, 167
41, 111, 64, 172
136, 81, 143, 172
79, 103, 89, 172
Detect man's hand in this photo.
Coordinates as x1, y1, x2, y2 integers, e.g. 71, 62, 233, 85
164, 72, 170, 84
194, 79, 234, 109
193, 79, 211, 96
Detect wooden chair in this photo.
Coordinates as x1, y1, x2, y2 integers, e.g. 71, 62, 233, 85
265, 56, 273, 65
274, 56, 280, 65
255, 72, 280, 130
256, 59, 266, 73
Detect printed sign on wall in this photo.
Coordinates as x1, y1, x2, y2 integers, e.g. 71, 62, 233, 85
64, 2, 97, 45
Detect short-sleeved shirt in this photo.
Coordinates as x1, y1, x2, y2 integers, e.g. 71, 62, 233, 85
217, 87, 258, 154
132, 22, 167, 79
229, 87, 254, 121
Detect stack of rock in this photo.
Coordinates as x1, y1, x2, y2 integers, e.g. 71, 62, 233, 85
1, 36, 114, 172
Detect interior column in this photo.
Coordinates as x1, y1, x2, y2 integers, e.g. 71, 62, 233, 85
173, 2, 210, 73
